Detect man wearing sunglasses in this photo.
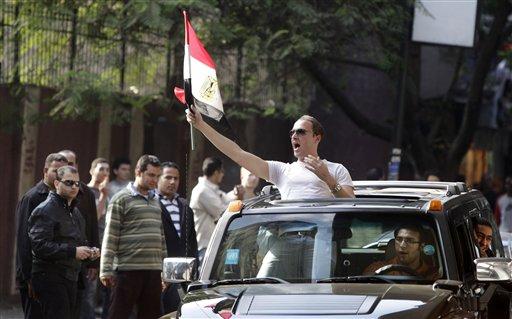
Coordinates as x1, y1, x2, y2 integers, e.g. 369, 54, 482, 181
186, 109, 354, 200
15, 152, 68, 319
28, 165, 99, 319
363, 225, 439, 280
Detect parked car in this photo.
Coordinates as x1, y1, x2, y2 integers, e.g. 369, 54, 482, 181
162, 181, 512, 319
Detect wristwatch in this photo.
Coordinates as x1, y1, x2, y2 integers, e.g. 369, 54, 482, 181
331, 183, 343, 193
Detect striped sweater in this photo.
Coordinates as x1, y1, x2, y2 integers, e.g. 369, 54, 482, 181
100, 185, 167, 277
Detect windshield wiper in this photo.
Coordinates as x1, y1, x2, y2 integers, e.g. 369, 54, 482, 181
212, 276, 289, 287
316, 275, 394, 284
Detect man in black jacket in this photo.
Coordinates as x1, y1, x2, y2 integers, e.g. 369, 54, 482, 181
28, 165, 100, 319
59, 150, 100, 319
15, 153, 68, 319
156, 162, 198, 314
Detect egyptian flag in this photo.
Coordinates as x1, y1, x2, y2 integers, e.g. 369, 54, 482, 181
174, 11, 233, 137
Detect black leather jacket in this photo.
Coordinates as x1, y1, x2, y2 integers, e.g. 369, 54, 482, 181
28, 191, 87, 281
16, 181, 99, 284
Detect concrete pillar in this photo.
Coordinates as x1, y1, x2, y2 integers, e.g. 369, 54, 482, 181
96, 104, 112, 160
17, 85, 40, 197
129, 107, 144, 167
12, 85, 40, 295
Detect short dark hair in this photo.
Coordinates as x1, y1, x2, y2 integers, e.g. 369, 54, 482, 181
136, 154, 160, 172
112, 157, 131, 171
161, 161, 179, 171
56, 165, 78, 180
298, 115, 324, 138
394, 224, 424, 242
202, 157, 223, 177
45, 153, 68, 168
474, 217, 492, 230
90, 157, 109, 171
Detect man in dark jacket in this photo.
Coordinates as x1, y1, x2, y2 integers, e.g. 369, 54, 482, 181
15, 153, 68, 319
59, 150, 100, 319
156, 162, 198, 314
28, 165, 100, 319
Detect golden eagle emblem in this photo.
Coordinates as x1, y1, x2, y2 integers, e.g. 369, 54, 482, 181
200, 76, 218, 102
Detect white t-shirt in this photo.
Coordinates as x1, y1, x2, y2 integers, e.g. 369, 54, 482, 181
190, 177, 237, 250
266, 160, 353, 200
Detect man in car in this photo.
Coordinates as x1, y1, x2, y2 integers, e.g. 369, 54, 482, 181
186, 108, 354, 200
363, 225, 439, 280
473, 218, 494, 257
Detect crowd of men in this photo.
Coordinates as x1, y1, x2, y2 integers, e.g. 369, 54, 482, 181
15, 151, 262, 319
14, 114, 358, 319
14, 111, 506, 319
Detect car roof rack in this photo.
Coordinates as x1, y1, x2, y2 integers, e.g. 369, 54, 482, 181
248, 181, 470, 209
353, 181, 468, 197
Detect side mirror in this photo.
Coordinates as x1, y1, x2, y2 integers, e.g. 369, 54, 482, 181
474, 257, 512, 282
162, 257, 197, 283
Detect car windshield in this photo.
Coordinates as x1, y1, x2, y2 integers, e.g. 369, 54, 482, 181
211, 212, 443, 283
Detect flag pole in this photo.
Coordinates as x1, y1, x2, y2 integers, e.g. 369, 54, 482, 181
183, 10, 195, 150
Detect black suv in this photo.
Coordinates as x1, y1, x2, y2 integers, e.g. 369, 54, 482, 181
162, 181, 512, 319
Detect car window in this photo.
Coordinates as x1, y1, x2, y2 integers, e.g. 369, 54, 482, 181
454, 222, 475, 279
210, 212, 443, 283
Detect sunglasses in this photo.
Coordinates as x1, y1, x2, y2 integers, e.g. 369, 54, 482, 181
395, 236, 421, 245
58, 180, 80, 187
289, 128, 310, 137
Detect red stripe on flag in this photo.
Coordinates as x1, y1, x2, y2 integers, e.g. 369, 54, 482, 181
184, 14, 215, 69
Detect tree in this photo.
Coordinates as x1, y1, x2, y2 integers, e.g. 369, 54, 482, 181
209, 0, 512, 179
4, 0, 510, 179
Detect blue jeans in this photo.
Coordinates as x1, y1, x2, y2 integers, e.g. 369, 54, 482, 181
79, 276, 97, 319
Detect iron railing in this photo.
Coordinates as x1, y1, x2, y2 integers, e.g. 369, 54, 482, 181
0, 1, 311, 110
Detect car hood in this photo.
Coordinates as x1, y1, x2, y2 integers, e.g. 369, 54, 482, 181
178, 283, 457, 318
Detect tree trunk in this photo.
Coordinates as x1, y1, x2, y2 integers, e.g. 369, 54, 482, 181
301, 58, 394, 142
185, 130, 206, 199
18, 85, 40, 197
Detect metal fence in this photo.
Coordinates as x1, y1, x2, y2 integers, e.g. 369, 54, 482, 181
0, 1, 312, 111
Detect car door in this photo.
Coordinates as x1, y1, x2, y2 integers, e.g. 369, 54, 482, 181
468, 212, 512, 319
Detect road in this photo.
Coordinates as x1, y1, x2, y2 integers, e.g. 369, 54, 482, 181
0, 301, 22, 319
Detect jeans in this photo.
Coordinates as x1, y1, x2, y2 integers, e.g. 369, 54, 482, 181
79, 276, 97, 319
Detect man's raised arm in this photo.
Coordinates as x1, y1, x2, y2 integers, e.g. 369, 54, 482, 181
186, 108, 269, 181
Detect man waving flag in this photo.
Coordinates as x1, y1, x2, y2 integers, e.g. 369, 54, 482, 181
175, 11, 232, 139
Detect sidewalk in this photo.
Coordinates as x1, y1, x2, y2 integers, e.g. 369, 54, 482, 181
0, 301, 23, 319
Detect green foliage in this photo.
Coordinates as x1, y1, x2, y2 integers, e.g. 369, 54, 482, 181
50, 71, 116, 120
3, 0, 410, 123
